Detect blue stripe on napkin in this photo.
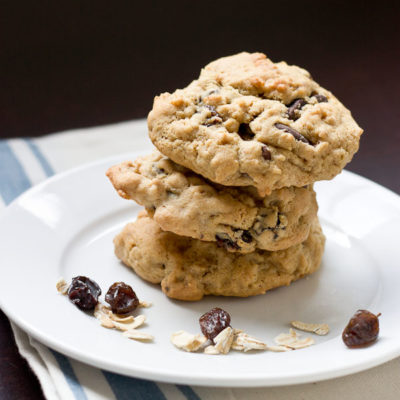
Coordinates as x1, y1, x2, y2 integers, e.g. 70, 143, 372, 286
103, 372, 167, 400
24, 138, 55, 176
51, 352, 88, 400
177, 385, 202, 400
0, 141, 32, 205
0, 138, 201, 400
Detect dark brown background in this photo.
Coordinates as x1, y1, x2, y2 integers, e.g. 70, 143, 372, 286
1, 1, 400, 398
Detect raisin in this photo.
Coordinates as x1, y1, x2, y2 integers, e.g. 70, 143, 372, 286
215, 234, 240, 250
342, 310, 380, 348
105, 282, 139, 314
199, 307, 231, 341
241, 230, 253, 243
204, 104, 219, 117
203, 105, 222, 126
68, 276, 101, 311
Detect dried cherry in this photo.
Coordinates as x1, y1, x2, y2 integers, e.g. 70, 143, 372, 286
342, 309, 380, 348
105, 282, 139, 314
199, 307, 231, 341
68, 276, 101, 311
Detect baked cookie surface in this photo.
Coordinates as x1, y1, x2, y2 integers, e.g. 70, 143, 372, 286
114, 212, 325, 301
107, 151, 318, 252
148, 52, 363, 195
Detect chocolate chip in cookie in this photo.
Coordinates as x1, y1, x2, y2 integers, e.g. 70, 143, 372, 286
287, 98, 307, 121
274, 123, 312, 145
313, 94, 328, 103
215, 233, 241, 250
261, 145, 271, 160
237, 123, 255, 141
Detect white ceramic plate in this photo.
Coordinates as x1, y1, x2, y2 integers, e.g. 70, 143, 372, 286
1, 153, 400, 387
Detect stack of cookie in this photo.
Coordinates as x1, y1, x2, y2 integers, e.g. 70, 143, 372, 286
107, 52, 362, 301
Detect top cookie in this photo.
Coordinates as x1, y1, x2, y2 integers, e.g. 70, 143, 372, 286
148, 52, 363, 195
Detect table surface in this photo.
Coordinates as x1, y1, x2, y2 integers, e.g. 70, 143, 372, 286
1, 1, 399, 399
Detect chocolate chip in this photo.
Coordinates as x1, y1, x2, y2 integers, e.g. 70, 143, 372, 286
241, 230, 253, 243
274, 123, 311, 145
261, 145, 271, 160
238, 123, 255, 141
215, 234, 240, 250
314, 94, 328, 103
287, 98, 307, 120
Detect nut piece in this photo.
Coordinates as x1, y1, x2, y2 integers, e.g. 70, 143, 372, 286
291, 320, 330, 336
56, 278, 69, 295
232, 332, 267, 352
122, 330, 154, 341
213, 327, 234, 354
204, 345, 220, 355
171, 330, 207, 352
274, 328, 315, 349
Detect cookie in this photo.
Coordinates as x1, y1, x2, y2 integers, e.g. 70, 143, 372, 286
107, 151, 318, 252
148, 52, 363, 196
114, 211, 325, 301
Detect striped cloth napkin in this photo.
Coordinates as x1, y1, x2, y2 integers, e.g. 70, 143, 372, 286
1, 120, 399, 400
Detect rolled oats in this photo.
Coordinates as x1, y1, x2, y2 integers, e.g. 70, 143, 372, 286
139, 301, 152, 308
99, 316, 115, 329
171, 330, 207, 352
213, 327, 234, 354
122, 330, 154, 341
232, 332, 267, 352
56, 278, 69, 295
94, 303, 152, 342
291, 320, 330, 335
108, 313, 135, 323
204, 345, 220, 355
112, 315, 146, 332
274, 328, 315, 349
266, 345, 292, 352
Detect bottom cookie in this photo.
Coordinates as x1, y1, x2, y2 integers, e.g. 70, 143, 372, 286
114, 211, 325, 301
